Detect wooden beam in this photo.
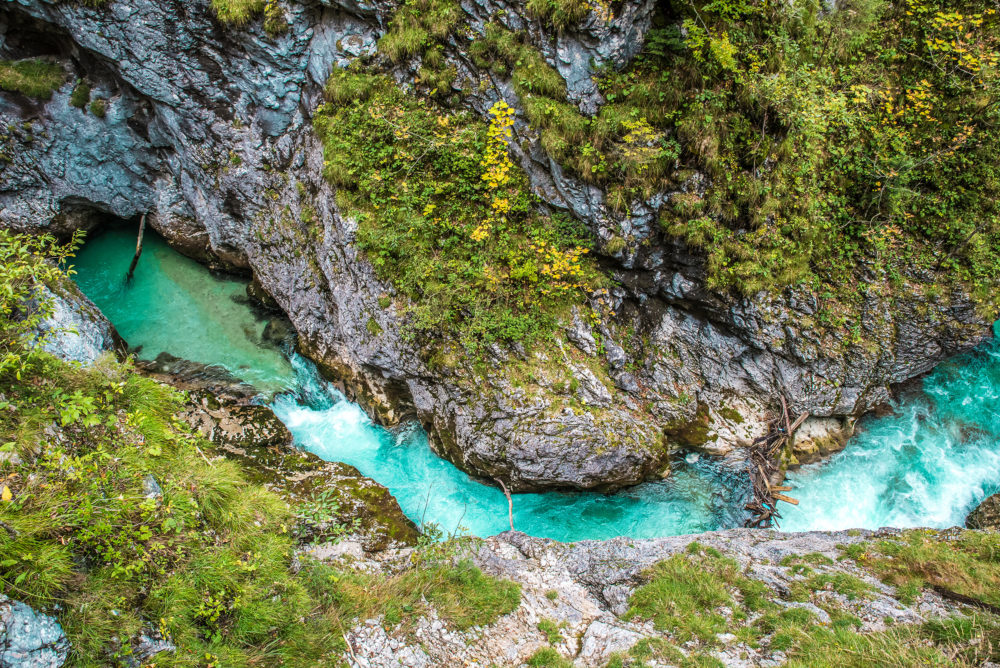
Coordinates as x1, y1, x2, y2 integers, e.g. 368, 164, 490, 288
789, 411, 809, 435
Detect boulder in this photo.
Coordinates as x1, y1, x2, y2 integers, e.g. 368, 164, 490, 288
0, 595, 70, 668
966, 493, 1000, 531
35, 279, 120, 365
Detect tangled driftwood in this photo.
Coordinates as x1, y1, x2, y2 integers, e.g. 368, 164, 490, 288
744, 395, 808, 529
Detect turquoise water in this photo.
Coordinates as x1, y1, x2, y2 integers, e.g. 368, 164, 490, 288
72, 228, 294, 394
782, 326, 1000, 531
271, 354, 745, 540
72, 227, 1000, 539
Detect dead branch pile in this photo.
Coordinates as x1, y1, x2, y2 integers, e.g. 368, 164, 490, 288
744, 395, 808, 529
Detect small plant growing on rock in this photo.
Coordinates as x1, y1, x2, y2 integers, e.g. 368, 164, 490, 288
69, 80, 90, 109
89, 98, 106, 118
0, 59, 64, 99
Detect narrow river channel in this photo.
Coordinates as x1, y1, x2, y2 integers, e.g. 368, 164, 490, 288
72, 227, 1000, 540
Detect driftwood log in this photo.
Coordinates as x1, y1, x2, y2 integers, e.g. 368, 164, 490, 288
744, 397, 809, 529
125, 213, 146, 282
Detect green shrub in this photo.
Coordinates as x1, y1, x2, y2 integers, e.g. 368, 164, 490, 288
0, 231, 81, 378
0, 234, 523, 663
314, 72, 602, 351
211, 0, 265, 25
69, 81, 90, 108
525, 0, 590, 31
88, 98, 106, 118
0, 59, 64, 99
379, 0, 461, 63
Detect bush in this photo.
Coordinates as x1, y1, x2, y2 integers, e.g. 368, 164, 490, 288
0, 230, 81, 379
0, 238, 523, 662
88, 98, 106, 118
314, 74, 602, 351
211, 0, 264, 25
69, 81, 90, 108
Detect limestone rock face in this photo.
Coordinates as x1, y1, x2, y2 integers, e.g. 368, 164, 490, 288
325, 528, 971, 667
787, 416, 855, 467
0, 0, 991, 491
34, 278, 120, 365
966, 493, 1000, 531
0, 595, 70, 668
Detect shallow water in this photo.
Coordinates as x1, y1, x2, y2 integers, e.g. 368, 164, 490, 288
72, 227, 1000, 540
72, 227, 294, 394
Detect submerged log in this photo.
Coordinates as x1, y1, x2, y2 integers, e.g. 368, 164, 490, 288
125, 213, 146, 283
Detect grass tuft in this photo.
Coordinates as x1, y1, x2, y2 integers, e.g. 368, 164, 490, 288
0, 59, 64, 99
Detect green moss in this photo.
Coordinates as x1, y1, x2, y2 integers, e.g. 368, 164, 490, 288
211, 0, 265, 25
0, 59, 64, 99
263, 0, 288, 36
717, 405, 744, 424
366, 316, 383, 336
69, 81, 90, 108
525, 0, 590, 31
663, 403, 713, 448
379, 0, 461, 63
527, 647, 573, 667
88, 98, 106, 118
538, 617, 562, 643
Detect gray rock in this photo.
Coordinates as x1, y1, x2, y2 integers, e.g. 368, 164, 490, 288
966, 492, 1000, 531
329, 527, 982, 667
0, 0, 991, 493
0, 595, 70, 668
35, 281, 119, 365
142, 474, 163, 500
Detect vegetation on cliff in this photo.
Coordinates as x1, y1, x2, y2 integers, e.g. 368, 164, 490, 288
0, 231, 520, 665
0, 59, 64, 99
315, 69, 604, 350
305, 0, 1000, 366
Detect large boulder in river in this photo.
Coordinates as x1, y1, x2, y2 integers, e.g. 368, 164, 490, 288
0, 594, 70, 667
966, 493, 1000, 531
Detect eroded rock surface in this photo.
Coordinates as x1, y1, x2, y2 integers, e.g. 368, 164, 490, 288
0, 595, 69, 668
32, 275, 120, 365
0, 0, 991, 492
324, 529, 972, 667
967, 493, 1000, 531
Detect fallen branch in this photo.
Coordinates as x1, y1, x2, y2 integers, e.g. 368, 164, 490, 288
931, 585, 1000, 616
125, 213, 146, 282
745, 395, 810, 529
495, 478, 514, 532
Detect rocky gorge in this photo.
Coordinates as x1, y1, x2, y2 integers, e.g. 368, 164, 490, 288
2, 0, 994, 492
2, 0, 1000, 664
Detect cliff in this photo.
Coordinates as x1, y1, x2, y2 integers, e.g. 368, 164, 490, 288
1, 0, 995, 492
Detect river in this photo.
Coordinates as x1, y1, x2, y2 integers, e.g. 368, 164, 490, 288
71, 227, 1000, 540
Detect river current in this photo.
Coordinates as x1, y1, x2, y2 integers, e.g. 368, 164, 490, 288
72, 227, 1000, 540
